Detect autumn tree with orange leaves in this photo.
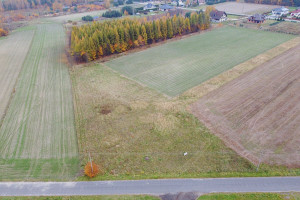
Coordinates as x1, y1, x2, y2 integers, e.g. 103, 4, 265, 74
84, 161, 101, 178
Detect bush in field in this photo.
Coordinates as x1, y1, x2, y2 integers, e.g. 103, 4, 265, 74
121, 6, 134, 15
185, 12, 191, 18
102, 10, 122, 18
0, 28, 8, 37
84, 161, 101, 178
82, 15, 94, 21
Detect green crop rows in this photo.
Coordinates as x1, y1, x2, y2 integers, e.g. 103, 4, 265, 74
106, 26, 294, 96
0, 23, 78, 180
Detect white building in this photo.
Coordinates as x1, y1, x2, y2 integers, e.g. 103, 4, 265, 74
272, 7, 289, 16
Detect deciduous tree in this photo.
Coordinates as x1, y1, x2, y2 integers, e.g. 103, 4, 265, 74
84, 161, 101, 178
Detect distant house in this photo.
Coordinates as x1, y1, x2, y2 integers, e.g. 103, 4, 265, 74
290, 9, 300, 18
143, 3, 156, 10
210, 10, 227, 22
171, 0, 184, 6
63, 6, 70, 11
248, 14, 265, 23
159, 4, 174, 11
191, 0, 205, 5
272, 7, 289, 16
93, 1, 105, 6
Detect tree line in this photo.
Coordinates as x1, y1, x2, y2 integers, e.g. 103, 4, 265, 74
0, 0, 101, 11
244, 0, 300, 6
71, 12, 210, 62
102, 10, 123, 18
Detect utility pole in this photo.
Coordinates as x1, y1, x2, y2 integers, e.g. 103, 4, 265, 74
89, 152, 94, 173
256, 152, 262, 172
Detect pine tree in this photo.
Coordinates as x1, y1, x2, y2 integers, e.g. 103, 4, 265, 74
155, 19, 162, 41
160, 18, 167, 40
172, 14, 178, 35
167, 19, 173, 39
141, 25, 147, 45
185, 18, 191, 32
145, 22, 154, 43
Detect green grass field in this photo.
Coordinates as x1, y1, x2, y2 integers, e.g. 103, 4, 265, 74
0, 23, 78, 180
106, 26, 294, 96
198, 193, 300, 200
0, 29, 34, 121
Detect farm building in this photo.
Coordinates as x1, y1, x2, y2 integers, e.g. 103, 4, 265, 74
159, 4, 174, 11
290, 9, 300, 18
272, 7, 289, 16
93, 1, 105, 6
171, 0, 184, 6
210, 10, 227, 22
143, 3, 156, 10
248, 14, 265, 23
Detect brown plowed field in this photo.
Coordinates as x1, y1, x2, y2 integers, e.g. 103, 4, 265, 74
191, 44, 300, 167
214, 2, 278, 15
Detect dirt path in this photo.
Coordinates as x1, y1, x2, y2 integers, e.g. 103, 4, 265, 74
191, 44, 300, 167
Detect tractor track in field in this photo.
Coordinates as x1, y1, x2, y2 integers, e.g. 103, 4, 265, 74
0, 23, 79, 180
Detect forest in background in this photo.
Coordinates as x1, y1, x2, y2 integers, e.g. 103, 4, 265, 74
0, 0, 104, 11
244, 0, 300, 6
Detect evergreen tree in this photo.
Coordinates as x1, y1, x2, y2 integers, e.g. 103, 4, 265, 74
71, 13, 210, 61
167, 19, 173, 39
160, 18, 167, 40
141, 25, 147, 45
154, 19, 162, 41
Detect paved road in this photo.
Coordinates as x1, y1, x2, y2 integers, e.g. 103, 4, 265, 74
1, 177, 300, 196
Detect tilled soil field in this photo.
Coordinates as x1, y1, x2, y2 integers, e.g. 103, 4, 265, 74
215, 2, 278, 15
191, 44, 300, 167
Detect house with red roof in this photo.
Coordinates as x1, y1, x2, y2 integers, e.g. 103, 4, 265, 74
290, 9, 300, 18
210, 10, 227, 22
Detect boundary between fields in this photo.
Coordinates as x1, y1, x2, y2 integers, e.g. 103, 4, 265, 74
184, 37, 300, 100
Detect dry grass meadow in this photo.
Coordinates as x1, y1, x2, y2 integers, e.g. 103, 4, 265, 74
72, 35, 300, 179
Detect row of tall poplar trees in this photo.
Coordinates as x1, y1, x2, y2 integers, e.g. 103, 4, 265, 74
71, 12, 210, 61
